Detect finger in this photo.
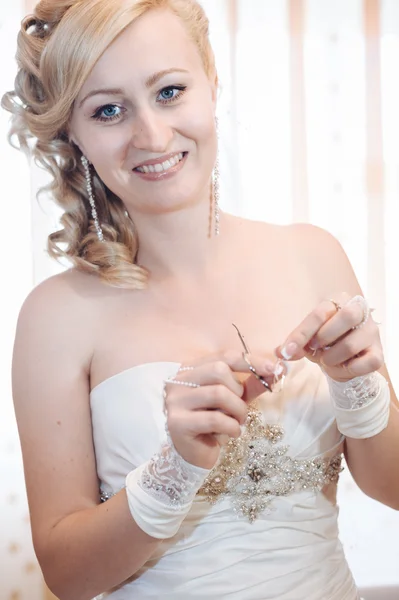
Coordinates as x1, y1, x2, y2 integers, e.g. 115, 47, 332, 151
189, 410, 242, 439
318, 330, 371, 367
324, 348, 384, 381
224, 352, 284, 379
276, 296, 348, 361
176, 361, 244, 396
169, 412, 231, 448
221, 350, 288, 390
180, 352, 286, 390
242, 370, 286, 404
308, 299, 369, 350
214, 433, 231, 447
170, 384, 248, 425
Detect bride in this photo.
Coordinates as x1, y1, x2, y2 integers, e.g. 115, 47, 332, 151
3, 0, 398, 598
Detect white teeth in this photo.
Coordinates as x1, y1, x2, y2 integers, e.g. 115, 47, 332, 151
136, 152, 184, 174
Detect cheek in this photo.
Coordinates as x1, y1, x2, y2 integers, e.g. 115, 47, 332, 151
89, 128, 128, 161
187, 101, 215, 139
179, 86, 216, 142
182, 106, 217, 165
82, 129, 132, 185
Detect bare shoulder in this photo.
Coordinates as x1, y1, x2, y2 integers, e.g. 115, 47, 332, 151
13, 268, 98, 424
235, 218, 362, 298
285, 222, 344, 261
247, 220, 342, 252
16, 268, 102, 361
287, 221, 342, 248
230, 217, 334, 257
285, 222, 363, 297
228, 214, 289, 247
19, 267, 104, 320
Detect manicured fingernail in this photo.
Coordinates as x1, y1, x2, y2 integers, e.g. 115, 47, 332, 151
274, 362, 284, 377
282, 360, 291, 374
281, 342, 297, 360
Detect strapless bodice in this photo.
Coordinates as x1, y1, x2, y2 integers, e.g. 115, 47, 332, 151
90, 359, 359, 599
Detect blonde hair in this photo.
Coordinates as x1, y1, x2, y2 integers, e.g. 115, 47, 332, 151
1, 0, 217, 288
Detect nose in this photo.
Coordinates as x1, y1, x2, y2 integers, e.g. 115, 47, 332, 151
130, 109, 174, 153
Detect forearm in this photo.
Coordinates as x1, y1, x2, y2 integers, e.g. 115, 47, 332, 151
42, 437, 209, 600
344, 400, 399, 509
41, 490, 161, 600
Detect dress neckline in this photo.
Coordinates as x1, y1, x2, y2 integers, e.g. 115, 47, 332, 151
90, 361, 181, 396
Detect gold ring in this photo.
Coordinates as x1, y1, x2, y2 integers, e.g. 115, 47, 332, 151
326, 298, 342, 312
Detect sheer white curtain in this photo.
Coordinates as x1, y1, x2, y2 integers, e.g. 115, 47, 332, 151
1, 2, 45, 599
1, 1, 399, 599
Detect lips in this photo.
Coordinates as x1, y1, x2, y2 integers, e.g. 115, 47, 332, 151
132, 151, 189, 181
134, 152, 186, 174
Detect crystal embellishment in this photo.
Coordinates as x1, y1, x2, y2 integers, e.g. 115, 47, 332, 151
197, 406, 343, 522
100, 490, 112, 503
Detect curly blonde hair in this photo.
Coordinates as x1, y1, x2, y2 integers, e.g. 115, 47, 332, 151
1, 0, 217, 289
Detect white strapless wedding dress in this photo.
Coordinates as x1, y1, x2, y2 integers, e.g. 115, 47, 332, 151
90, 359, 360, 599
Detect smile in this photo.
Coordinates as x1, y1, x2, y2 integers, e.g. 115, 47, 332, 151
135, 152, 185, 174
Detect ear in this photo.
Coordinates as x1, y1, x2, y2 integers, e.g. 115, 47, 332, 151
67, 124, 84, 156
69, 135, 81, 152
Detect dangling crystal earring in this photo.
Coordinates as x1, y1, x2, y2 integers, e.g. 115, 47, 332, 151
81, 155, 104, 242
213, 118, 220, 236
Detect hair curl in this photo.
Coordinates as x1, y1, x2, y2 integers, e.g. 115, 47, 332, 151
1, 0, 217, 288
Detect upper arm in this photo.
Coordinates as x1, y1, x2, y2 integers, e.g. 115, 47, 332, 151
12, 274, 100, 560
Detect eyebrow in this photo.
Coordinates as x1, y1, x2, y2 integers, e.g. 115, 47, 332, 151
78, 68, 190, 108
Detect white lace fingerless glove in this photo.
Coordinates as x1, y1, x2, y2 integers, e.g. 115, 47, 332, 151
125, 435, 210, 539
326, 371, 390, 439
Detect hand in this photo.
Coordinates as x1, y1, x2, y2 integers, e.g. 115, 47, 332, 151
164, 352, 284, 470
276, 294, 384, 383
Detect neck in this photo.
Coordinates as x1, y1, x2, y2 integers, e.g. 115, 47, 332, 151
133, 206, 229, 281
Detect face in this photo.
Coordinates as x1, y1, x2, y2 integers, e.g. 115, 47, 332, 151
69, 8, 217, 218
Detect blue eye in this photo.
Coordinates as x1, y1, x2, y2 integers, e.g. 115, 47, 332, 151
92, 104, 123, 122
160, 88, 176, 100
157, 85, 187, 104
102, 106, 119, 118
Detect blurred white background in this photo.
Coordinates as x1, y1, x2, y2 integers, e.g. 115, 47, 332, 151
1, 1, 399, 599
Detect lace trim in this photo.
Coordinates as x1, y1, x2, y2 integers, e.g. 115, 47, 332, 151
138, 438, 208, 507
100, 442, 208, 507
327, 371, 387, 409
